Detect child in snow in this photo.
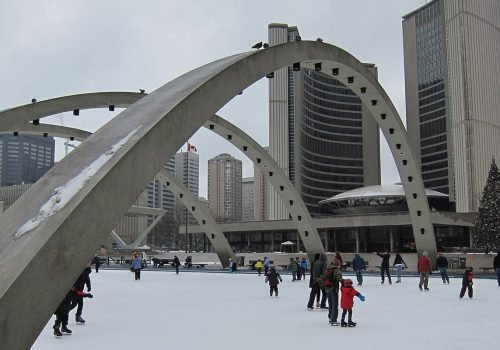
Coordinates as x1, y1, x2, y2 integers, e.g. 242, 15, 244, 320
265, 266, 282, 297
340, 279, 365, 327
53, 287, 93, 337
459, 266, 474, 299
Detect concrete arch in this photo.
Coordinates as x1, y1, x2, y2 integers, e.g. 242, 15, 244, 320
0, 41, 435, 349
205, 115, 324, 262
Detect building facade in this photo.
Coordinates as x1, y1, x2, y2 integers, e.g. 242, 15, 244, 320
268, 23, 381, 218
208, 153, 242, 222
0, 134, 55, 186
403, 0, 500, 212
242, 176, 255, 221
175, 149, 199, 225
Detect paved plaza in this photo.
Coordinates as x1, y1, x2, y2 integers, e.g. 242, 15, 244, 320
32, 268, 499, 350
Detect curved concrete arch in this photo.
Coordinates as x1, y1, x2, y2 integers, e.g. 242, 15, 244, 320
8, 116, 324, 262
205, 115, 325, 262
0, 41, 435, 349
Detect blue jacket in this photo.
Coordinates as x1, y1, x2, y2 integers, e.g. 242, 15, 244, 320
130, 257, 142, 270
352, 254, 365, 271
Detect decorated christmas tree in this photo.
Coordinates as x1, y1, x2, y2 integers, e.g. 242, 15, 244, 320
473, 158, 500, 253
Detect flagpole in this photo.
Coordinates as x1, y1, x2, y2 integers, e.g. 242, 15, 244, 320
185, 143, 189, 254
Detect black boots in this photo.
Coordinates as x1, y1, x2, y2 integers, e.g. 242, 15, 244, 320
75, 315, 85, 324
61, 325, 72, 334
53, 326, 62, 337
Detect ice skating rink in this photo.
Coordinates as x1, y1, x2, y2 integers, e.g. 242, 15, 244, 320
33, 269, 499, 350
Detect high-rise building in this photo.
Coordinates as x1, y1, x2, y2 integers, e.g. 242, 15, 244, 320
254, 149, 270, 221
208, 153, 242, 222
175, 149, 199, 224
403, 0, 500, 212
0, 134, 55, 186
147, 156, 176, 212
268, 23, 381, 217
242, 176, 255, 221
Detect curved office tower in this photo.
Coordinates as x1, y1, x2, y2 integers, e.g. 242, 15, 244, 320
268, 23, 380, 217
403, 0, 500, 212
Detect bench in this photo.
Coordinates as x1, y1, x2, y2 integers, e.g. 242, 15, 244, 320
478, 267, 494, 273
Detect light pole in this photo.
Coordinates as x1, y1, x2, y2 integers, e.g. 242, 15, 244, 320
185, 145, 189, 253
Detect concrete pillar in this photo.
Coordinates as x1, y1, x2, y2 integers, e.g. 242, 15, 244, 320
389, 227, 394, 252
355, 229, 360, 253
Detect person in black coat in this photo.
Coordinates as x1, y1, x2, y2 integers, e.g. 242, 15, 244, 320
91, 255, 101, 273
307, 253, 327, 310
377, 251, 392, 284
53, 287, 93, 337
494, 251, 500, 287
459, 266, 473, 299
173, 256, 181, 274
436, 252, 450, 284
70, 266, 92, 324
265, 266, 283, 297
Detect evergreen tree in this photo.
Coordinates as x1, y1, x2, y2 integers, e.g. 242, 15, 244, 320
473, 158, 500, 252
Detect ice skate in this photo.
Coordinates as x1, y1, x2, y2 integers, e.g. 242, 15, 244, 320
61, 325, 72, 334
348, 321, 357, 327
341, 321, 348, 327
53, 326, 62, 337
330, 320, 340, 326
75, 315, 85, 324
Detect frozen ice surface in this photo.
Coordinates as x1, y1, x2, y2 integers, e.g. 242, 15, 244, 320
32, 270, 499, 350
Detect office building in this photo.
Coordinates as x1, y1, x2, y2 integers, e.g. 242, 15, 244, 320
403, 0, 500, 212
242, 176, 255, 221
268, 23, 381, 218
175, 149, 199, 224
0, 134, 55, 186
208, 153, 242, 222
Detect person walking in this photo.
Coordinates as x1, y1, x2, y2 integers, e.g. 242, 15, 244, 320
254, 259, 264, 276
173, 255, 181, 274
340, 279, 365, 327
393, 252, 408, 283
459, 266, 474, 299
307, 253, 327, 310
352, 254, 365, 286
377, 251, 392, 284
295, 257, 302, 280
91, 255, 101, 273
494, 251, 500, 287
130, 254, 143, 280
417, 251, 432, 291
436, 252, 450, 284
263, 257, 271, 276
300, 258, 308, 280
323, 258, 343, 325
70, 266, 92, 324
287, 257, 298, 281
265, 266, 282, 297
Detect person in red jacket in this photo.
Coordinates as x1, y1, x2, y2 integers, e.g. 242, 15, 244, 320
459, 266, 474, 299
339, 279, 365, 327
417, 251, 432, 291
53, 287, 93, 337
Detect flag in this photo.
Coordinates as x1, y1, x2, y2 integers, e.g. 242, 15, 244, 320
187, 143, 197, 152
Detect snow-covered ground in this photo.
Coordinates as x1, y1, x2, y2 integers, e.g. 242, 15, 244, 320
33, 269, 499, 350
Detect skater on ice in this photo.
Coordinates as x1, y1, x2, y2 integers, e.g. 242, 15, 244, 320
417, 251, 432, 291
352, 254, 365, 286
377, 251, 392, 284
265, 266, 282, 297
70, 265, 92, 324
436, 252, 450, 284
130, 253, 143, 280
307, 253, 327, 310
323, 258, 343, 326
459, 266, 474, 299
392, 251, 407, 283
340, 279, 365, 327
254, 259, 264, 276
53, 287, 93, 337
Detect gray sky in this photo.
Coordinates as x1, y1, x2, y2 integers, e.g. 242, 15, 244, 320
0, 0, 427, 197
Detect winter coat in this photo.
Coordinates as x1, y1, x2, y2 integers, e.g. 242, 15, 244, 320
264, 258, 270, 267
436, 256, 448, 268
173, 256, 181, 267
340, 286, 361, 309
322, 264, 343, 293
288, 260, 298, 271
461, 269, 473, 286
254, 261, 264, 269
393, 254, 407, 267
55, 288, 91, 315
130, 257, 142, 270
300, 259, 308, 270
352, 255, 365, 271
265, 271, 282, 286
494, 255, 500, 269
377, 253, 391, 267
73, 267, 91, 292
417, 256, 432, 273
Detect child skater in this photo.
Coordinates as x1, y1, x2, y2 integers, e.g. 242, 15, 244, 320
459, 266, 474, 299
340, 279, 365, 327
265, 266, 282, 297
53, 287, 93, 337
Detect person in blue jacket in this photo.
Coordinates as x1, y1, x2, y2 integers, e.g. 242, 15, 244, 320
352, 254, 365, 286
130, 254, 143, 280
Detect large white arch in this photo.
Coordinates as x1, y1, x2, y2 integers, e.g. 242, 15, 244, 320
0, 41, 436, 349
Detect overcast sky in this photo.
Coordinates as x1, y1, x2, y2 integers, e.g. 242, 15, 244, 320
1, 0, 428, 197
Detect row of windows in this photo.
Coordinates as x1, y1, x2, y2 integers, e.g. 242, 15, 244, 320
303, 77, 360, 103
420, 107, 446, 123
420, 134, 447, 147
424, 178, 449, 189
421, 151, 448, 164
301, 148, 363, 167
419, 99, 445, 115
301, 133, 363, 158
304, 70, 354, 94
420, 118, 446, 139
418, 80, 444, 95
419, 91, 445, 107
302, 121, 363, 139
301, 167, 364, 184
303, 92, 363, 112
422, 169, 448, 180
421, 160, 448, 172
301, 158, 364, 175
303, 106, 362, 124
421, 142, 447, 156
